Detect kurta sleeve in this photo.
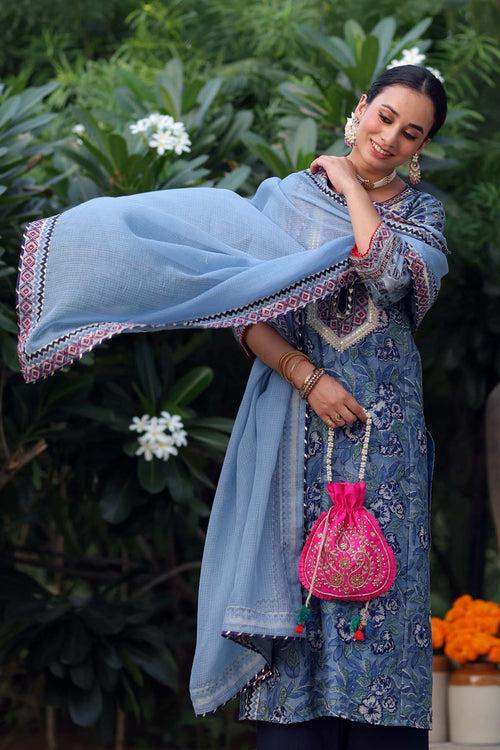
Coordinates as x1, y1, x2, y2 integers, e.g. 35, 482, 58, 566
232, 310, 300, 361
349, 192, 447, 329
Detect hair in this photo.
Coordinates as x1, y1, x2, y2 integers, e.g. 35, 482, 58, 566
365, 65, 447, 139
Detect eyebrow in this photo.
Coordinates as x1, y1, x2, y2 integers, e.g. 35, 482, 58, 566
380, 103, 424, 134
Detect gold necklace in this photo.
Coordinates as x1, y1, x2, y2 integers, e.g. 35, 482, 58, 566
355, 170, 397, 191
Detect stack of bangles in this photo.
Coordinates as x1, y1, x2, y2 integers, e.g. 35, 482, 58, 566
277, 351, 326, 401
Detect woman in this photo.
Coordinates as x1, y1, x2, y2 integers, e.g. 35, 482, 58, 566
230, 65, 448, 750
16, 65, 448, 750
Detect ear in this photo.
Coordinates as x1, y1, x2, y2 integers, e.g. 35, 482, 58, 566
354, 94, 368, 119
417, 137, 432, 154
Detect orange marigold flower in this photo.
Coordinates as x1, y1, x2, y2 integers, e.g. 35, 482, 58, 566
445, 640, 477, 664
471, 632, 494, 655
452, 594, 473, 609
432, 617, 447, 649
486, 642, 500, 664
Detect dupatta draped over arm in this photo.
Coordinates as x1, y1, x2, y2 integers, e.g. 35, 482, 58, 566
15, 169, 449, 715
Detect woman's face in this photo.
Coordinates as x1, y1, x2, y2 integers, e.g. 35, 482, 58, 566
352, 84, 435, 171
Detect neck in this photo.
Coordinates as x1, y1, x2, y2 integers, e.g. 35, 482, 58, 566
347, 146, 394, 184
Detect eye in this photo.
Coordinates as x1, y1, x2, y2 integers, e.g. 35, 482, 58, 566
378, 113, 418, 141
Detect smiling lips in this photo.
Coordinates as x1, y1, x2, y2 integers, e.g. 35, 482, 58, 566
370, 138, 393, 157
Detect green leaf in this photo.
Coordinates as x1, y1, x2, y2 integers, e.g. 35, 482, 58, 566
167, 366, 214, 407
60, 619, 92, 666
107, 134, 128, 170
164, 459, 192, 501
0, 333, 20, 372
242, 132, 289, 176
0, 564, 48, 603
96, 659, 119, 693
70, 660, 96, 690
27, 625, 66, 672
300, 28, 356, 67
371, 17, 397, 74
137, 456, 170, 494
344, 19, 366, 57
387, 17, 432, 64
81, 603, 126, 635
192, 78, 222, 130
215, 165, 251, 191
0, 309, 17, 333
185, 416, 234, 433
188, 428, 229, 452
99, 475, 136, 524
133, 337, 162, 408
289, 118, 317, 166
126, 644, 177, 689
120, 672, 141, 721
68, 683, 103, 728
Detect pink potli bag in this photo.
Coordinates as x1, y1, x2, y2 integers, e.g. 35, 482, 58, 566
296, 411, 397, 640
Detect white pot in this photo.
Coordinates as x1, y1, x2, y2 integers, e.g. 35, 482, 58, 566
430, 654, 450, 743
448, 662, 500, 745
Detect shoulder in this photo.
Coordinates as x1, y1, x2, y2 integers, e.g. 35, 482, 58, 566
405, 187, 446, 234
381, 185, 449, 255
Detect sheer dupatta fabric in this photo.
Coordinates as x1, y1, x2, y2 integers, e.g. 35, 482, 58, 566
15, 169, 449, 715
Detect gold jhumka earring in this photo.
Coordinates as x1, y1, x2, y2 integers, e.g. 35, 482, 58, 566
344, 112, 359, 148
408, 152, 421, 185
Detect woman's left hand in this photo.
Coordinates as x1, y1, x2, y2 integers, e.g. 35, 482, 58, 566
309, 155, 359, 196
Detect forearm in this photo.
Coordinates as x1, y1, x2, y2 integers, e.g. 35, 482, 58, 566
344, 181, 382, 256
244, 322, 314, 387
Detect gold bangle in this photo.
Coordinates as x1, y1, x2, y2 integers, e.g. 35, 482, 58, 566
299, 367, 325, 399
286, 356, 312, 385
301, 367, 325, 399
283, 354, 312, 383
278, 351, 312, 382
277, 351, 297, 377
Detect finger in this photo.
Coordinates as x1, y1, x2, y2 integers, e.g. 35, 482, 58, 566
344, 395, 367, 423
337, 404, 357, 426
309, 155, 328, 172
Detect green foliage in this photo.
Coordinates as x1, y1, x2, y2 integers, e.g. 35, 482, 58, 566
56, 60, 253, 199
0, 1, 498, 746
0, 563, 177, 730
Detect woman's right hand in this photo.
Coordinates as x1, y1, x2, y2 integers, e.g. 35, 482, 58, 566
291, 360, 366, 426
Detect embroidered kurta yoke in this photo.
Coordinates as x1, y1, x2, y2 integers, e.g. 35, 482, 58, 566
233, 173, 444, 729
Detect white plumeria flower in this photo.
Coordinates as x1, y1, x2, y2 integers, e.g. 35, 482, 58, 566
129, 414, 151, 433
387, 47, 426, 69
136, 435, 155, 461
400, 46, 426, 65
425, 66, 445, 83
160, 411, 184, 431
172, 131, 192, 155
142, 416, 167, 443
130, 112, 191, 156
153, 434, 179, 460
129, 117, 152, 134
171, 429, 188, 447
129, 411, 188, 461
148, 130, 178, 155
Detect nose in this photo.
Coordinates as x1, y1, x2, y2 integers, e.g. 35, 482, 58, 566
381, 124, 399, 149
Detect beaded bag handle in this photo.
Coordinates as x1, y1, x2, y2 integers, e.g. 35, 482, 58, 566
295, 411, 373, 639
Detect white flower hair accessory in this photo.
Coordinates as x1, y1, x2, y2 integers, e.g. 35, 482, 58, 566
387, 48, 444, 83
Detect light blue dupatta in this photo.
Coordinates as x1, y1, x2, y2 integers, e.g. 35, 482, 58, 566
15, 169, 449, 714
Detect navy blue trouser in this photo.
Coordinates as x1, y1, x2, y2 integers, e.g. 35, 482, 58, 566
256, 716, 429, 749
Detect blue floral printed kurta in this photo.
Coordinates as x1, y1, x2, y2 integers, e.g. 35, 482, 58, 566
234, 177, 444, 730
